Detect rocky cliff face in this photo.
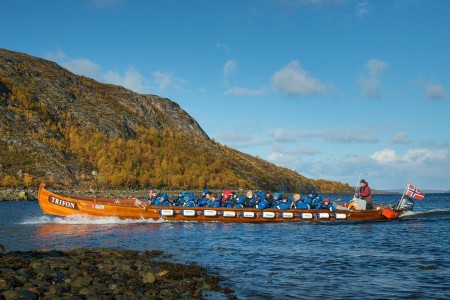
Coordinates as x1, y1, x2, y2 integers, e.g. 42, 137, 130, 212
0, 48, 208, 140
0, 48, 351, 193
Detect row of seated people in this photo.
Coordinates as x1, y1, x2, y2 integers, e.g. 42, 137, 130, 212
145, 189, 336, 211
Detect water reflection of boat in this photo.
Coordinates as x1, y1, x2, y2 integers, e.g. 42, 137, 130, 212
38, 183, 402, 223
36, 223, 98, 238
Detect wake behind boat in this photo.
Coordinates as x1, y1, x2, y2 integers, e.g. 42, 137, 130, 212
38, 184, 407, 223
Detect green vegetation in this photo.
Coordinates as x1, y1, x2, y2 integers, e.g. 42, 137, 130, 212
0, 49, 352, 193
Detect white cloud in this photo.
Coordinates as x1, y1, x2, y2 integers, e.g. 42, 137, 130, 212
271, 128, 379, 144
272, 61, 330, 96
403, 148, 448, 165
358, 59, 388, 99
371, 148, 398, 164
104, 67, 147, 93
355, 1, 372, 17
273, 145, 320, 156
223, 60, 237, 78
215, 130, 268, 148
225, 86, 267, 96
267, 151, 304, 171
216, 43, 229, 53
366, 59, 387, 76
371, 147, 448, 165
391, 132, 409, 144
152, 71, 187, 92
424, 83, 447, 100
152, 71, 171, 90
271, 128, 300, 143
45, 50, 148, 93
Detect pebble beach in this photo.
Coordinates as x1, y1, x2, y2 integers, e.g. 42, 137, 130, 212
0, 246, 235, 299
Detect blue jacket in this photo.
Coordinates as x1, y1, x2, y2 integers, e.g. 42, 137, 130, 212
295, 201, 310, 209
305, 195, 322, 209
197, 197, 207, 207
211, 199, 221, 208
160, 200, 172, 206
272, 199, 282, 208
183, 200, 196, 207
316, 201, 335, 212
223, 198, 234, 208
277, 202, 291, 210
181, 193, 195, 206
256, 199, 269, 210
153, 193, 168, 206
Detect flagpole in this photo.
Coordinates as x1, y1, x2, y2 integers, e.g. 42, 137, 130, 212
354, 172, 362, 198
396, 184, 408, 210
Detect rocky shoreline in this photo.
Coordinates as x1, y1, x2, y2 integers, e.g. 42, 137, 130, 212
0, 188, 176, 202
0, 246, 235, 299
0, 188, 247, 202
0, 187, 394, 202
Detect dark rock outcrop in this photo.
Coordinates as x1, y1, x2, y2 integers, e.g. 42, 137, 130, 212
0, 248, 234, 299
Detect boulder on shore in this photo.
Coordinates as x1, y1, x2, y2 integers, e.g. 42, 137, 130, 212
0, 247, 235, 299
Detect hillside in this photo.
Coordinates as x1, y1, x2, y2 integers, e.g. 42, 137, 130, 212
0, 49, 352, 193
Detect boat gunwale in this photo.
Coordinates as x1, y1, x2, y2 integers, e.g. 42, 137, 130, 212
39, 183, 395, 216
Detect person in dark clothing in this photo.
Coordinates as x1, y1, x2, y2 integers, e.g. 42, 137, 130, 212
206, 193, 221, 208
197, 190, 210, 207
243, 190, 254, 208
316, 197, 335, 211
355, 179, 373, 210
264, 191, 273, 208
276, 196, 291, 210
145, 189, 157, 205
305, 189, 322, 209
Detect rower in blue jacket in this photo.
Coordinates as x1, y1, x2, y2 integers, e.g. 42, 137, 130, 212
205, 193, 221, 207
256, 198, 269, 209
160, 194, 173, 206
272, 192, 282, 208
305, 189, 322, 209
197, 189, 210, 207
183, 193, 196, 207
154, 193, 169, 206
276, 197, 291, 210
223, 193, 235, 208
316, 197, 335, 211
233, 196, 244, 208
211, 193, 221, 208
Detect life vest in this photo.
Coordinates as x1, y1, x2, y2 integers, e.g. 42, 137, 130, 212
359, 186, 373, 204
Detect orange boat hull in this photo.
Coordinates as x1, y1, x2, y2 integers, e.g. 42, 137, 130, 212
38, 183, 398, 223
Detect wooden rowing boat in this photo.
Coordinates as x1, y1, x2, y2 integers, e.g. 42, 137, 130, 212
38, 183, 400, 222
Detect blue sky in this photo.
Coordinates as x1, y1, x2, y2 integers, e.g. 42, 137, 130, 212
2, 0, 449, 190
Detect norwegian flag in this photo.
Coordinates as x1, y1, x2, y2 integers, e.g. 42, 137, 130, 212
405, 184, 425, 201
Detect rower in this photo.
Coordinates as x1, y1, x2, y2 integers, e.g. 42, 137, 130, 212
316, 197, 335, 211
276, 196, 291, 210
145, 188, 157, 205
305, 189, 322, 209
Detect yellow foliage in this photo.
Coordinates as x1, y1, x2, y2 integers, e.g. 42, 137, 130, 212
22, 173, 34, 187
1, 175, 20, 187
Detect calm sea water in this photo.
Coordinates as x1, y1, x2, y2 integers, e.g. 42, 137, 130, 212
1, 194, 450, 299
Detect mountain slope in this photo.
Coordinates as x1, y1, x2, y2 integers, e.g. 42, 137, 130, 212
0, 48, 352, 193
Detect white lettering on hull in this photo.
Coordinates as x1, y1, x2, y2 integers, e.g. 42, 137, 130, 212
48, 196, 79, 210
